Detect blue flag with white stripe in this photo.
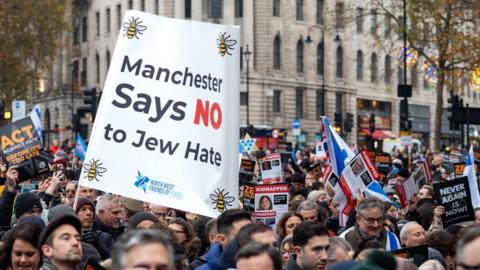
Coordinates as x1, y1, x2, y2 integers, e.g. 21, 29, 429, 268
365, 181, 392, 202
74, 133, 87, 161
322, 116, 355, 176
463, 146, 480, 208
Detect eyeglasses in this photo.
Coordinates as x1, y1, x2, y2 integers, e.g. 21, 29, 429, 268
359, 214, 386, 224
457, 263, 480, 270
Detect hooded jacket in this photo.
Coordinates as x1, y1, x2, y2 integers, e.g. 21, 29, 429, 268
195, 243, 224, 270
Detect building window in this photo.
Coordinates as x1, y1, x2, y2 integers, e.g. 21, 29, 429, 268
128, 0, 133, 9
106, 50, 111, 71
411, 63, 418, 88
317, 42, 324, 75
240, 46, 243, 70
273, 35, 281, 70
185, 0, 191, 17
106, 8, 111, 34
240, 92, 247, 105
336, 2, 345, 29
336, 93, 343, 115
371, 9, 377, 35
95, 12, 100, 37
81, 58, 87, 86
296, 39, 304, 73
208, 0, 223, 18
273, 90, 281, 113
296, 0, 303, 21
72, 60, 79, 88
295, 88, 304, 118
273, 0, 280, 16
235, 0, 243, 17
371, 53, 378, 82
356, 50, 363, 80
95, 53, 100, 84
116, 4, 122, 30
82, 16, 87, 42
141, 0, 145, 11
385, 55, 392, 83
356, 7, 364, 33
336, 46, 343, 78
316, 0, 323, 24
316, 91, 325, 119
156, 0, 160, 14
384, 17, 391, 37
73, 20, 80, 45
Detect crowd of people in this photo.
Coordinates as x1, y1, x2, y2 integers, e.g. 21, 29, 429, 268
0, 138, 480, 270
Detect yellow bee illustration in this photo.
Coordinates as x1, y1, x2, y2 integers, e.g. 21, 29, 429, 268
83, 159, 107, 182
210, 188, 235, 213
122, 17, 147, 39
216, 32, 237, 57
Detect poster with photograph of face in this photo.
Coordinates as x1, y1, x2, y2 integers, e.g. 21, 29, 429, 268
251, 183, 289, 229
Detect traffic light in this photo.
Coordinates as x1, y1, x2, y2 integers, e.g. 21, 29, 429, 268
0, 101, 11, 120
334, 113, 343, 127
83, 87, 98, 120
344, 113, 354, 133
369, 113, 376, 133
447, 95, 460, 130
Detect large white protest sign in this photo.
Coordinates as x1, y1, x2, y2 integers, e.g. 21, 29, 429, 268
79, 11, 240, 218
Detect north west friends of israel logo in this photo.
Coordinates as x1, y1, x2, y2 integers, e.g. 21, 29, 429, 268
134, 171, 183, 200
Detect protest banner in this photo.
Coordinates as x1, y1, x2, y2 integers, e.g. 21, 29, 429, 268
375, 152, 391, 181
395, 174, 418, 208
239, 158, 255, 185
338, 149, 381, 200
243, 183, 289, 228
391, 245, 428, 266
454, 162, 466, 178
0, 116, 51, 181
433, 176, 475, 227
258, 153, 283, 184
78, 11, 240, 218
277, 141, 293, 166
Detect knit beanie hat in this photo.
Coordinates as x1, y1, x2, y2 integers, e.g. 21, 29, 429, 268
128, 211, 159, 229
75, 197, 96, 214
48, 204, 75, 223
14, 192, 42, 218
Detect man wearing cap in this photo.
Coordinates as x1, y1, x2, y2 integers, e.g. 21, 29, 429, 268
121, 197, 144, 222
39, 215, 83, 270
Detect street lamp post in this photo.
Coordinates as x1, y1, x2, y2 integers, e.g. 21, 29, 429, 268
243, 45, 252, 126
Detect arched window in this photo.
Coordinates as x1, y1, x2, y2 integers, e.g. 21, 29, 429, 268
336, 46, 343, 78
317, 42, 324, 75
384, 55, 391, 83
371, 53, 378, 82
273, 35, 281, 70
296, 39, 304, 73
106, 50, 111, 72
356, 50, 363, 80
95, 53, 100, 83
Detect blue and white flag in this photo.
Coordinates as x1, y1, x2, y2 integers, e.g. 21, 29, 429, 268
28, 104, 42, 141
365, 181, 392, 202
322, 116, 355, 176
463, 146, 480, 208
74, 133, 88, 161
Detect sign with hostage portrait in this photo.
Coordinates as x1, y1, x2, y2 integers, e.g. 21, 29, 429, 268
0, 117, 51, 181
433, 176, 475, 227
79, 11, 240, 218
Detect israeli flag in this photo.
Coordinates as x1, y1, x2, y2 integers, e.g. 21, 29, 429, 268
74, 133, 88, 161
29, 104, 42, 141
322, 116, 355, 176
463, 146, 480, 208
365, 181, 392, 202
